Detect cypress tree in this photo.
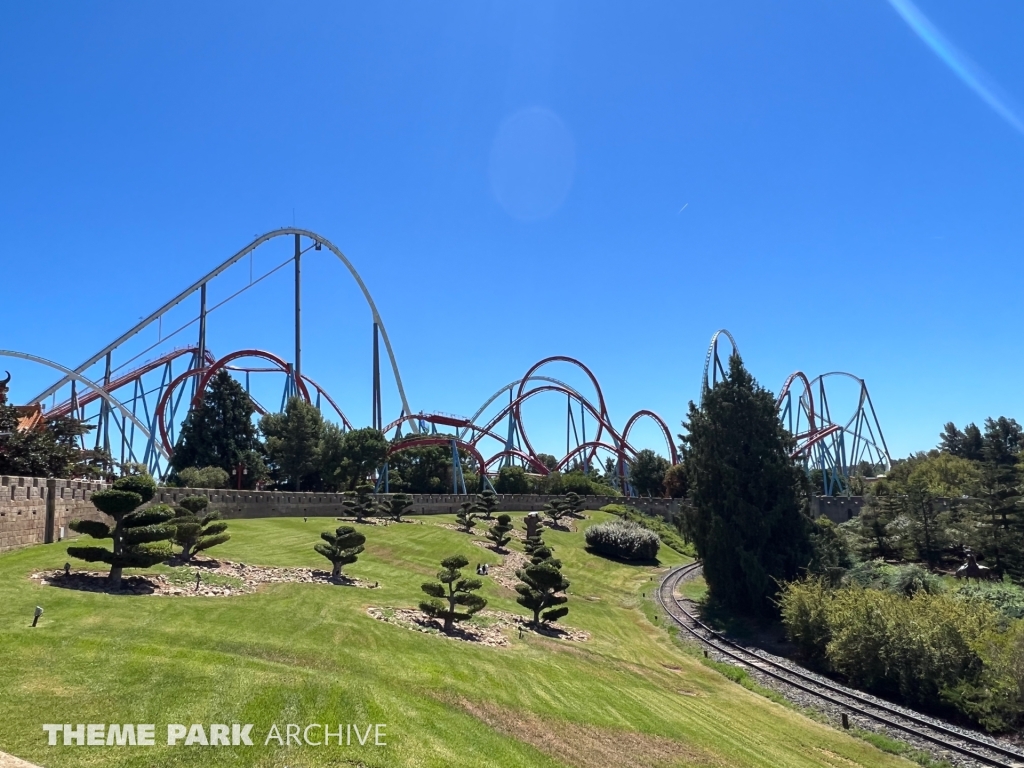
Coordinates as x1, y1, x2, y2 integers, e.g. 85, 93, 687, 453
171, 370, 259, 476
68, 473, 174, 589
419, 555, 486, 631
314, 525, 366, 580
485, 513, 514, 551
171, 495, 230, 562
680, 352, 811, 617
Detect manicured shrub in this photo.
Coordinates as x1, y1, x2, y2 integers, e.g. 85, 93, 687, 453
516, 560, 569, 625
171, 495, 230, 561
383, 492, 414, 522
473, 489, 499, 519
485, 514, 514, 551
315, 525, 366, 580
600, 504, 692, 556
68, 474, 174, 589
455, 501, 477, 532
420, 555, 486, 631
585, 519, 659, 562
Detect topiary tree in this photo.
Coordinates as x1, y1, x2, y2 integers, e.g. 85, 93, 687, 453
67, 473, 173, 589
473, 489, 499, 519
515, 560, 570, 625
419, 554, 486, 631
343, 484, 379, 522
485, 513, 514, 552
563, 491, 585, 518
171, 495, 230, 562
384, 492, 414, 523
543, 497, 570, 527
314, 525, 367, 580
456, 501, 477, 532
522, 526, 559, 566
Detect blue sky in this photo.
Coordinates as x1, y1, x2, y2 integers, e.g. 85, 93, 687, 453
1, 1, 1022, 462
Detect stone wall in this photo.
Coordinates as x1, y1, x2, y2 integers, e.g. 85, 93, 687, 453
148, 488, 682, 520
0, 475, 682, 553
0, 476, 111, 553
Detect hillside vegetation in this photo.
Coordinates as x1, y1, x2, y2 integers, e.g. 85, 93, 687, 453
0, 512, 917, 768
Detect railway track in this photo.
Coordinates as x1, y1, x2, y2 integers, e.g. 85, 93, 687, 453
657, 563, 1024, 768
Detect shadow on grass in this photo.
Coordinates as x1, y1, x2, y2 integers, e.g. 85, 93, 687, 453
36, 571, 157, 595
584, 547, 661, 567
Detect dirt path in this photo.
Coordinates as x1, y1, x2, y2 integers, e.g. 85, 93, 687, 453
0, 751, 43, 768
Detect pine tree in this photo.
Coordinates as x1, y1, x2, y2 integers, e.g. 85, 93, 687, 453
515, 560, 569, 625
171, 495, 230, 562
260, 396, 324, 491
67, 473, 174, 589
419, 555, 486, 631
384, 492, 414, 523
972, 465, 1023, 577
485, 513, 514, 551
680, 352, 811, 617
522, 527, 559, 566
542, 498, 569, 527
473, 488, 499, 519
456, 501, 477, 532
342, 484, 379, 522
171, 370, 260, 478
562, 491, 585, 518
314, 525, 366, 580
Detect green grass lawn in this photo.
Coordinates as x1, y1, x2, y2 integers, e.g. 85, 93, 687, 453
0, 512, 917, 768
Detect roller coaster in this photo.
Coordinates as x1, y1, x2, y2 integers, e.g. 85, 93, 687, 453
1, 229, 889, 497
701, 329, 891, 495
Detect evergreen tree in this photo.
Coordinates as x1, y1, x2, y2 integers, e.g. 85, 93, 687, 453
542, 498, 569, 527
494, 465, 530, 494
342, 484, 379, 522
629, 449, 670, 496
473, 488, 499, 519
383, 492, 414, 522
485, 513, 514, 551
939, 422, 965, 456
971, 466, 1023, 577
522, 527, 559, 566
67, 473, 174, 589
171, 495, 230, 561
563, 491, 585, 517
903, 480, 950, 567
962, 423, 985, 461
680, 352, 811, 616
314, 525, 366, 580
419, 555, 486, 631
260, 396, 324, 490
515, 560, 569, 625
171, 370, 260, 478
857, 493, 903, 560
983, 417, 1023, 466
456, 501, 477, 532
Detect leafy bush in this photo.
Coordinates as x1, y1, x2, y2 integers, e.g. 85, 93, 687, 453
601, 504, 693, 556
585, 519, 659, 562
954, 580, 1024, 620
779, 579, 1023, 731
173, 466, 230, 489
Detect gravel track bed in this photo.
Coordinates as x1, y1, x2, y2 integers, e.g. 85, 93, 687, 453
665, 565, 1024, 768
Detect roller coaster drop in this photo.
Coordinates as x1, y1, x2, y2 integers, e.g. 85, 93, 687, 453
2, 230, 889, 496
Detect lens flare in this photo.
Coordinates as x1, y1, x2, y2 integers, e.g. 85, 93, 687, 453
887, 0, 1024, 137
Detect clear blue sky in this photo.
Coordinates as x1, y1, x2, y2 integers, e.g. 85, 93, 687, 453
1, 1, 1022, 461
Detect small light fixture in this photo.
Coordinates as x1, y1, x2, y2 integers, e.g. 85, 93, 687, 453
64, 562, 71, 576
195, 572, 201, 591
32, 606, 43, 627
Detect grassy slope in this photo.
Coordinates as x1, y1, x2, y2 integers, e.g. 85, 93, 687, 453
0, 512, 914, 768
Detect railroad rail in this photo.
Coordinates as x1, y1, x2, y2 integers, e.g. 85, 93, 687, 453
657, 563, 1024, 768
